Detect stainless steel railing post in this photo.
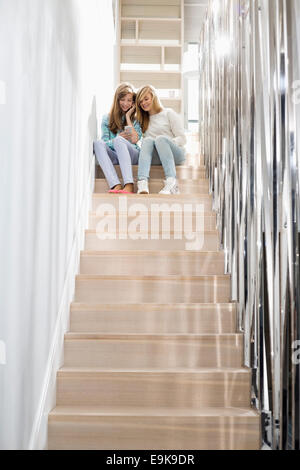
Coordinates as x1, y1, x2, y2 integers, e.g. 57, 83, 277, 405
199, 0, 300, 450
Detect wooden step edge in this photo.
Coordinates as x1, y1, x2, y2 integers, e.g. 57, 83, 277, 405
93, 192, 211, 198
94, 178, 208, 184
95, 175, 209, 181
70, 302, 237, 311
97, 164, 206, 170
49, 405, 260, 419
94, 178, 209, 185
80, 249, 225, 257
96, 177, 210, 183
57, 367, 251, 376
75, 274, 231, 281
89, 210, 217, 216
85, 229, 220, 235
64, 333, 243, 340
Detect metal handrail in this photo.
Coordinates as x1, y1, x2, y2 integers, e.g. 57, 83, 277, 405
199, 0, 300, 450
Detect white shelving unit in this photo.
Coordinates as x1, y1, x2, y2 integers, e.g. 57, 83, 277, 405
118, 0, 184, 115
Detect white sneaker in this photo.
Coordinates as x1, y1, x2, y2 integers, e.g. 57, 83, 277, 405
137, 180, 149, 194
159, 177, 180, 195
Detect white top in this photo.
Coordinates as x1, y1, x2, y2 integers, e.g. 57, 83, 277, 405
144, 108, 187, 150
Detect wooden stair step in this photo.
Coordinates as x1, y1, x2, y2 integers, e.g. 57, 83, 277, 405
94, 178, 209, 194
92, 193, 213, 211
74, 275, 231, 303
84, 230, 220, 251
96, 165, 207, 180
56, 367, 251, 408
89, 210, 217, 231
64, 333, 243, 369
48, 405, 260, 450
89, 211, 217, 231
70, 303, 237, 334
79, 250, 225, 276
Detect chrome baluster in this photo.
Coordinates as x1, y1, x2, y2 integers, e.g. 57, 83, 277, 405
199, 0, 300, 449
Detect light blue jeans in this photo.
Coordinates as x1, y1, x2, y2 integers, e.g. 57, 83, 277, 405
94, 136, 140, 189
138, 136, 186, 181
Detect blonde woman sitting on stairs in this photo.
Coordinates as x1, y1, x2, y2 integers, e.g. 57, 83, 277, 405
135, 85, 186, 195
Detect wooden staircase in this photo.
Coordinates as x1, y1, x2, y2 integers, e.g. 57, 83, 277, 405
48, 138, 261, 450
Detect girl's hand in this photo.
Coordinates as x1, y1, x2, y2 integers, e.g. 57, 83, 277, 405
126, 105, 136, 119
119, 131, 131, 141
119, 128, 139, 144
130, 129, 139, 144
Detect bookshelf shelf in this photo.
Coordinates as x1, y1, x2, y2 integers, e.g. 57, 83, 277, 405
118, 0, 184, 115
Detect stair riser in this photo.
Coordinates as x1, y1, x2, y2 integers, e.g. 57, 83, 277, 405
48, 416, 260, 450
96, 166, 207, 180
80, 252, 225, 276
74, 278, 231, 303
89, 213, 217, 232
64, 337, 243, 369
57, 371, 251, 408
94, 180, 209, 194
70, 306, 237, 334
84, 233, 220, 252
92, 195, 213, 212
185, 154, 205, 166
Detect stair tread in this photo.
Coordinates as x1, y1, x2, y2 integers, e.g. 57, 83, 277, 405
85, 229, 219, 234
71, 302, 236, 309
89, 209, 216, 214
97, 163, 205, 168
58, 366, 250, 374
80, 250, 224, 256
97, 165, 206, 171
89, 209, 217, 213
95, 178, 206, 183
99, 164, 205, 169
49, 405, 259, 418
76, 274, 230, 280
93, 192, 210, 198
94, 179, 210, 195
65, 333, 242, 339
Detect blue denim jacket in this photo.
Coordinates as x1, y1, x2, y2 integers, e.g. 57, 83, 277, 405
101, 114, 142, 151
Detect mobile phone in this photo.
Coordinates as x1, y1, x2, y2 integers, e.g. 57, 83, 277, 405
125, 126, 133, 134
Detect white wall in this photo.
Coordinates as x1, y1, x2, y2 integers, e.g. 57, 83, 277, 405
0, 0, 114, 449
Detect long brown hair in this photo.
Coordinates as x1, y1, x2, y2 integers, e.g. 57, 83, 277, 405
109, 83, 136, 134
135, 85, 163, 133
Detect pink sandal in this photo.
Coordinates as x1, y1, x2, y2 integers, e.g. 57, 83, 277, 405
117, 190, 134, 194
108, 189, 120, 194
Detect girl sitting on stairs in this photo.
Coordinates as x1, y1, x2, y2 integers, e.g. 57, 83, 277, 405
135, 85, 187, 195
93, 83, 142, 194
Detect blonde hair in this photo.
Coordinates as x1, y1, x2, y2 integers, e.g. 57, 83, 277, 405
136, 85, 163, 133
109, 83, 136, 135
